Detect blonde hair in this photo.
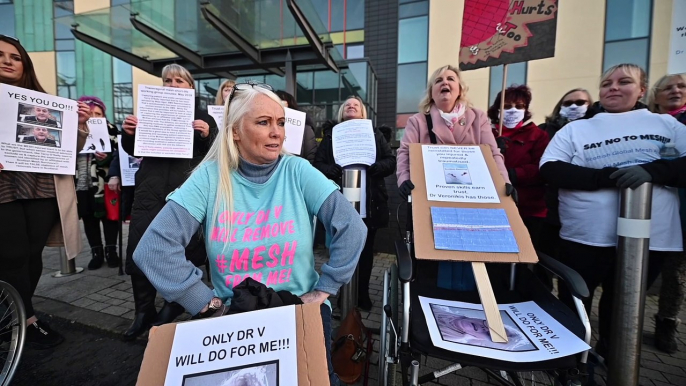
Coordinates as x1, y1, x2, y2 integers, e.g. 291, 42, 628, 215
215, 79, 236, 105
600, 63, 647, 92
161, 64, 195, 90
195, 87, 285, 243
647, 74, 686, 113
419, 65, 470, 113
336, 96, 368, 122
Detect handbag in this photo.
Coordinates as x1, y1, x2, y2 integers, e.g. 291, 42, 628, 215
104, 185, 120, 221
331, 308, 368, 384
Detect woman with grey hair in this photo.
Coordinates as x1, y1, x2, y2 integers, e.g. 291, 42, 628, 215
120, 63, 218, 340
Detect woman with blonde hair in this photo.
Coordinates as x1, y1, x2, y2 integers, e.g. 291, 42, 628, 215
134, 82, 366, 386
314, 95, 396, 311
215, 79, 236, 106
540, 64, 686, 358
120, 63, 218, 340
396, 64, 512, 199
646, 73, 686, 353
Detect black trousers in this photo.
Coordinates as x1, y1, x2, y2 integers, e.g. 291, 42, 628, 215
557, 239, 667, 344
82, 215, 118, 248
0, 198, 59, 317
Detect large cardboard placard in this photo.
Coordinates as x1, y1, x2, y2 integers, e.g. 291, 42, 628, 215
137, 303, 329, 386
409, 143, 536, 263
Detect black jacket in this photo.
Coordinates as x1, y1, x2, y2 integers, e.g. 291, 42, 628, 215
314, 122, 396, 229
122, 105, 217, 275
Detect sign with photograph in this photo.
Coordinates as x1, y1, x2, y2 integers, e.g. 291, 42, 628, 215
0, 84, 80, 175
459, 0, 558, 70
164, 306, 298, 386
419, 297, 589, 362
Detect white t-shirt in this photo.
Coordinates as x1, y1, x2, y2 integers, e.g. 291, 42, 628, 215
540, 109, 686, 251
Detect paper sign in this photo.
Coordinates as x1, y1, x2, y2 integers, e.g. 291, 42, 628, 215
80, 118, 112, 153
422, 145, 500, 203
118, 135, 140, 187
668, 0, 686, 75
332, 119, 376, 167
431, 207, 519, 252
419, 297, 589, 362
134, 85, 195, 159
0, 84, 79, 175
164, 306, 298, 386
208, 105, 224, 131
283, 107, 306, 155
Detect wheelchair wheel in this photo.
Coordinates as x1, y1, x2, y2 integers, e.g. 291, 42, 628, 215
507, 370, 562, 385
379, 264, 400, 386
0, 281, 27, 386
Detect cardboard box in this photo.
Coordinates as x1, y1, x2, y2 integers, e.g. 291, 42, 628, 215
136, 303, 329, 385
409, 143, 537, 264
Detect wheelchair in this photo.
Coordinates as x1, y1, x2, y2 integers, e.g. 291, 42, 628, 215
378, 202, 593, 386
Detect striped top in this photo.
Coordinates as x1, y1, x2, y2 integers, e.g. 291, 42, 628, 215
0, 171, 56, 204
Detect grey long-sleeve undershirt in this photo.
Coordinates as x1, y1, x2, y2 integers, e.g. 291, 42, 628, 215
133, 157, 366, 315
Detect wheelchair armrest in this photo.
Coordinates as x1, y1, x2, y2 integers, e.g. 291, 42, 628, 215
537, 251, 590, 299
394, 240, 414, 283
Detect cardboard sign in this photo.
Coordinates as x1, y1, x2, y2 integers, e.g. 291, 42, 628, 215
459, 0, 558, 70
137, 303, 329, 386
409, 143, 536, 263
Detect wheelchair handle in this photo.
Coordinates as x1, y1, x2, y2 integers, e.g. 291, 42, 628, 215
384, 304, 393, 319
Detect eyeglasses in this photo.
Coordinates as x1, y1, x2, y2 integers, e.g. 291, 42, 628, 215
227, 81, 273, 105
659, 83, 686, 93
0, 34, 20, 43
503, 103, 527, 110
561, 99, 588, 107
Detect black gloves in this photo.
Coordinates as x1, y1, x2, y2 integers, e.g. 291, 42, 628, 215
505, 183, 519, 205
324, 164, 343, 180
399, 180, 415, 201
368, 163, 383, 177
507, 168, 517, 185
495, 136, 510, 155
610, 166, 653, 189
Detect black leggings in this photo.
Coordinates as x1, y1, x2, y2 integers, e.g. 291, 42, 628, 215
0, 198, 60, 317
82, 215, 118, 248
557, 239, 667, 344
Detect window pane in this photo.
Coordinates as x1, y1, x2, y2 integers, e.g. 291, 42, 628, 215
113, 57, 132, 84
397, 62, 427, 113
56, 51, 76, 97
55, 39, 75, 51
400, 1, 428, 19
314, 70, 340, 103
347, 44, 364, 59
297, 71, 314, 104
330, 0, 344, 32
0, 4, 15, 36
265, 74, 286, 92
398, 16, 428, 64
346, 0, 365, 30
489, 62, 528, 105
603, 38, 649, 72
311, 0, 329, 29
605, 0, 651, 41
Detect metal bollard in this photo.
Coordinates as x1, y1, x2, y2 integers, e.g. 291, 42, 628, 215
52, 247, 84, 278
608, 183, 653, 386
340, 169, 362, 317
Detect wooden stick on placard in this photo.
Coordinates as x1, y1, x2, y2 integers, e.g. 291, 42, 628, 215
472, 262, 508, 343
497, 64, 509, 137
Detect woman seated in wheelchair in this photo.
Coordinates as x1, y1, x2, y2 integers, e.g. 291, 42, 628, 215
132, 83, 367, 386
395, 64, 516, 290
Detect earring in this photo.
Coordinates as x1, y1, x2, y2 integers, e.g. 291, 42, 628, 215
284, 136, 288, 140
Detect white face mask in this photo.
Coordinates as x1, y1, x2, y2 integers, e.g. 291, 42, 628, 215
502, 108, 525, 128
559, 104, 588, 121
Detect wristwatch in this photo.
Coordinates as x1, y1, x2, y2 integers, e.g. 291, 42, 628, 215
198, 297, 224, 319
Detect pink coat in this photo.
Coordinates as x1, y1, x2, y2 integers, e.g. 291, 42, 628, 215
396, 104, 510, 186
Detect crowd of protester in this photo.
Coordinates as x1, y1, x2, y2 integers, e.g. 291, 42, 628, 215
3, 32, 686, 384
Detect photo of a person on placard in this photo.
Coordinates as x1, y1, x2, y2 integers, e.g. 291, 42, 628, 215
430, 304, 535, 352
182, 363, 277, 386
18, 103, 62, 128
17, 125, 59, 147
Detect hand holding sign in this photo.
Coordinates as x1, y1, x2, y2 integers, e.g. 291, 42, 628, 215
77, 102, 91, 125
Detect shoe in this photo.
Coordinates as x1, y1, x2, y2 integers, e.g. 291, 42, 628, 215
122, 309, 157, 341
654, 314, 680, 354
87, 246, 105, 270
151, 301, 185, 326
357, 293, 373, 312
25, 320, 64, 349
105, 245, 120, 268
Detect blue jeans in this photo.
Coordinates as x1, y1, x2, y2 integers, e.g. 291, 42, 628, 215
320, 304, 340, 386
